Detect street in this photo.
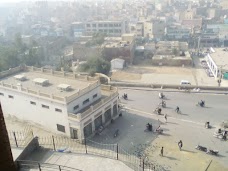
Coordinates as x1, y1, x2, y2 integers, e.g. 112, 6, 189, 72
91, 88, 228, 171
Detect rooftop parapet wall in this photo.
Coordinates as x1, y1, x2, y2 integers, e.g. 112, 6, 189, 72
0, 66, 101, 103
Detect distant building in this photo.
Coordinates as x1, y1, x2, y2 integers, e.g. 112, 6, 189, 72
166, 25, 191, 40
152, 19, 166, 40
111, 58, 125, 71
85, 20, 127, 37
102, 34, 135, 64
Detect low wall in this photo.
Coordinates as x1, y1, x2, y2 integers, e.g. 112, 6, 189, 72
109, 81, 228, 91
151, 58, 192, 66
15, 137, 39, 161
0, 66, 24, 79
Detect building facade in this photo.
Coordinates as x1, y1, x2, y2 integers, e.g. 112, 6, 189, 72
0, 66, 119, 142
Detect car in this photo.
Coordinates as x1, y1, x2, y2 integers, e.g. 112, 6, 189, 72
180, 80, 191, 85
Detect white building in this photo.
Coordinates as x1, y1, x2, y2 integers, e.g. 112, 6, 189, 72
206, 48, 228, 79
0, 66, 119, 142
111, 58, 125, 71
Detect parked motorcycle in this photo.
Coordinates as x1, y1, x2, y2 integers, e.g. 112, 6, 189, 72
206, 149, 219, 156
195, 145, 207, 152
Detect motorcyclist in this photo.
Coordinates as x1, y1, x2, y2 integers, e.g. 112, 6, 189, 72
159, 92, 164, 99
146, 123, 153, 131
162, 100, 166, 106
158, 107, 162, 115
200, 100, 205, 107
205, 121, 210, 128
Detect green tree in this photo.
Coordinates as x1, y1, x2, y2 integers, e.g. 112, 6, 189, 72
0, 46, 19, 71
79, 57, 110, 76
172, 48, 179, 56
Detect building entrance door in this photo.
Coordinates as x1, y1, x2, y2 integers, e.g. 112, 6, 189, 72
83, 123, 92, 138
94, 115, 102, 130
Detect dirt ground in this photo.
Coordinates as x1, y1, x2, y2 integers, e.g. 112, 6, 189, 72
111, 66, 193, 81
147, 136, 227, 171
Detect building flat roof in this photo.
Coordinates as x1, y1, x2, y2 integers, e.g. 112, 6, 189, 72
0, 71, 98, 97
209, 48, 228, 70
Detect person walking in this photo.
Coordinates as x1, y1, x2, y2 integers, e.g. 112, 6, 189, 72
160, 147, 164, 157
178, 140, 183, 151
164, 114, 167, 123
175, 106, 180, 113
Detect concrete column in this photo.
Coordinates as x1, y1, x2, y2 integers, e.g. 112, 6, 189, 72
111, 104, 114, 117
102, 109, 106, 124
92, 118, 95, 132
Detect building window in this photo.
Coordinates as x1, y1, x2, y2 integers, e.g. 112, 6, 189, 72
55, 108, 62, 112
73, 105, 79, 110
42, 104, 49, 109
57, 124, 65, 133
98, 24, 103, 27
109, 24, 113, 27
86, 24, 90, 27
104, 24, 107, 27
8, 95, 14, 99
83, 98, 89, 105
0, 93, 4, 96
93, 94, 97, 98
30, 101, 36, 105
92, 24, 96, 27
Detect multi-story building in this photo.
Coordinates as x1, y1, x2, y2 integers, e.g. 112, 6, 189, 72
152, 19, 166, 40
71, 20, 127, 37
0, 66, 119, 142
85, 20, 127, 37
166, 25, 191, 40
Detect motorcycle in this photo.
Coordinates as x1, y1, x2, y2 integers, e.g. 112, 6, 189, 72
206, 149, 219, 156
114, 129, 119, 138
195, 145, 207, 152
145, 124, 153, 132
154, 108, 162, 115
158, 102, 166, 108
159, 93, 165, 99
155, 128, 163, 134
205, 122, 211, 129
122, 95, 128, 100
213, 133, 227, 140
196, 101, 205, 107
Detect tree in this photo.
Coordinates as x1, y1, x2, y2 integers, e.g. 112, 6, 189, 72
79, 57, 110, 76
172, 48, 179, 56
0, 46, 19, 71
85, 32, 106, 47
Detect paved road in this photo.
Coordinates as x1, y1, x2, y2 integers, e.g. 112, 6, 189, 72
115, 88, 228, 170
119, 89, 228, 126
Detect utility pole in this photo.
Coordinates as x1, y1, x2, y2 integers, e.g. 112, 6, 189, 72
0, 103, 17, 171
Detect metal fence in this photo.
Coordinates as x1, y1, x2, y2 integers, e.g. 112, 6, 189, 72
37, 136, 146, 171
7, 130, 33, 148
9, 130, 156, 171
16, 160, 82, 171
